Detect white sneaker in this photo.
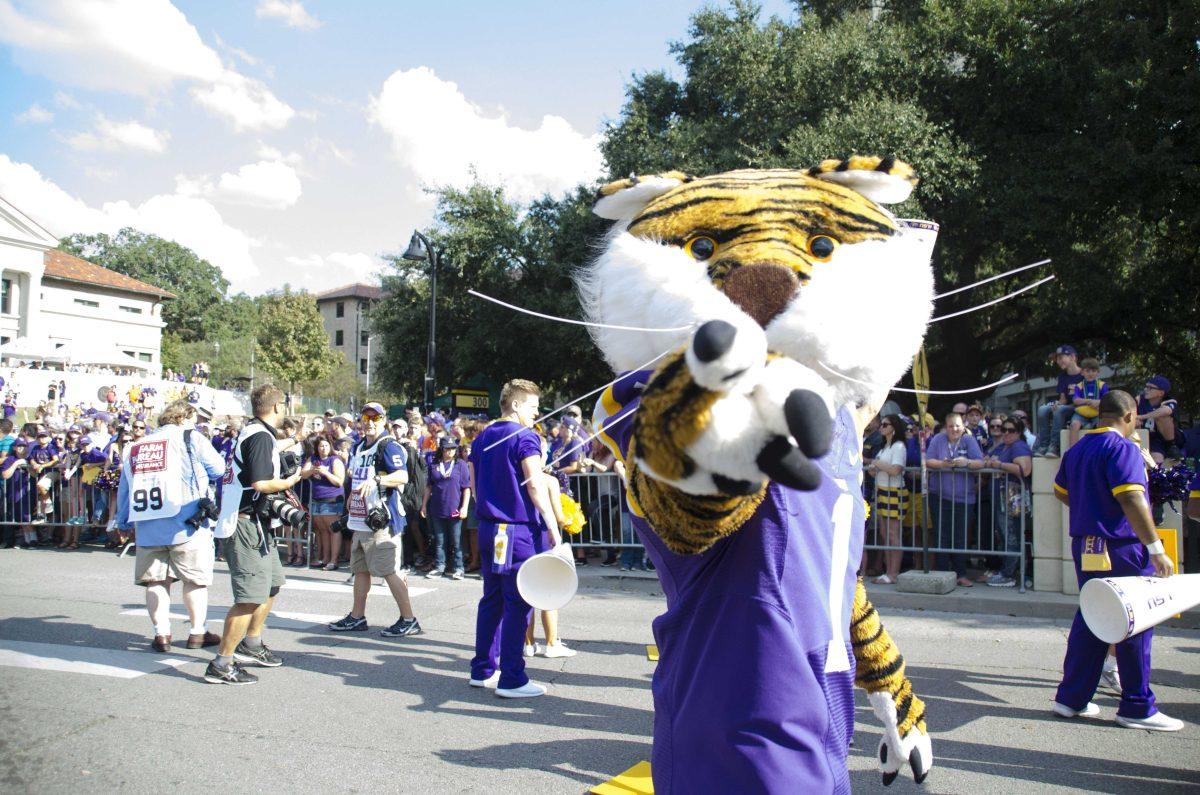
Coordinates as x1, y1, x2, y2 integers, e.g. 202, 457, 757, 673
1116, 711, 1184, 732
496, 681, 546, 698
543, 641, 577, 658
523, 643, 537, 657
468, 671, 500, 688
1100, 667, 1122, 694
1052, 701, 1100, 718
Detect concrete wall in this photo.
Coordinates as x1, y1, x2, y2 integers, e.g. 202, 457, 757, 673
317, 297, 383, 386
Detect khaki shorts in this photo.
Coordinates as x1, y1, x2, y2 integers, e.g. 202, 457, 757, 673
349, 529, 400, 577
134, 528, 215, 587
224, 516, 286, 605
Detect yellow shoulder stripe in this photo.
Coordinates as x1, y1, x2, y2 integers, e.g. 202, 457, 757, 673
1111, 483, 1145, 496
1053, 483, 1068, 496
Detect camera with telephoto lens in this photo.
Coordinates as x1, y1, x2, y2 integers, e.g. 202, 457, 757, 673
186, 497, 220, 529
259, 491, 309, 528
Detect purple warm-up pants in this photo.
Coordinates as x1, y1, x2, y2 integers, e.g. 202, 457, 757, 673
470, 521, 538, 690
1055, 537, 1157, 719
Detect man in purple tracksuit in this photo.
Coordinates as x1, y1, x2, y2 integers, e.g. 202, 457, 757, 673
467, 379, 562, 698
595, 371, 866, 793
1051, 389, 1182, 731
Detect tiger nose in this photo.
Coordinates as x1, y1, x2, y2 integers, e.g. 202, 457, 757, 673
722, 264, 801, 328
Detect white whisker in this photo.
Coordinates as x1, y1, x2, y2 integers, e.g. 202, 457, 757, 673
818, 361, 1019, 395
520, 410, 635, 487
929, 276, 1055, 323
934, 259, 1051, 299
469, 289, 694, 333
484, 349, 673, 451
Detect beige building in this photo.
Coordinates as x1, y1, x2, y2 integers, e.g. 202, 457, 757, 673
316, 283, 384, 386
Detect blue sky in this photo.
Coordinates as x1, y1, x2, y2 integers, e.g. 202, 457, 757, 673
0, 0, 794, 294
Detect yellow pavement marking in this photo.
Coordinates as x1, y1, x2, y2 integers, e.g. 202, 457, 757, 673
591, 761, 653, 794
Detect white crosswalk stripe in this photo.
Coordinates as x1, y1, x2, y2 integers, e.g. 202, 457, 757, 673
118, 608, 343, 630
0, 639, 193, 679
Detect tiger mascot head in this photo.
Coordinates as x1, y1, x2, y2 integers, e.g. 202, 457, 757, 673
579, 156, 935, 413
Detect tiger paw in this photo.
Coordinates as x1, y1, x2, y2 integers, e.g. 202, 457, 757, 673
869, 690, 933, 786
639, 320, 835, 495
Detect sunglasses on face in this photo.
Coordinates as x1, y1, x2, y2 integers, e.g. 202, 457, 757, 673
880, 422, 893, 428
989, 423, 1002, 429
1003, 426, 1018, 433
133, 424, 146, 429
361, 412, 384, 422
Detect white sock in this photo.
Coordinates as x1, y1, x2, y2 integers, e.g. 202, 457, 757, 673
1103, 655, 1118, 672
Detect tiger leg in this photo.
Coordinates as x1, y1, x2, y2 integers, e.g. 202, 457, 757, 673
850, 577, 932, 786
628, 319, 835, 555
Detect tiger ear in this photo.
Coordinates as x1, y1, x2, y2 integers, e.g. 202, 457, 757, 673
593, 171, 692, 221
807, 156, 918, 205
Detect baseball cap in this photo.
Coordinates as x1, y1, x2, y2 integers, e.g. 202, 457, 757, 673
1054, 345, 1077, 356
438, 436, 460, 450
966, 402, 984, 415
360, 402, 386, 418
36, 429, 50, 437
1146, 375, 1171, 393
561, 415, 581, 431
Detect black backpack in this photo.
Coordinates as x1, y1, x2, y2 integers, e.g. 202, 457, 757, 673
400, 441, 427, 516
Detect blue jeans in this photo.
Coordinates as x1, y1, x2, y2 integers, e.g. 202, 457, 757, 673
429, 515, 463, 572
991, 490, 1024, 579
1035, 403, 1075, 452
930, 494, 972, 576
617, 510, 644, 569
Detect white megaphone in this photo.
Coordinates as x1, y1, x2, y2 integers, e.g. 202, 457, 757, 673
517, 543, 579, 611
1080, 574, 1200, 643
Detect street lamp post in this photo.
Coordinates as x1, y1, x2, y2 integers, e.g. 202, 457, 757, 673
402, 231, 440, 412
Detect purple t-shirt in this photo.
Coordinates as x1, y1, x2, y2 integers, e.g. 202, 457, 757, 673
1072, 378, 1109, 405
993, 438, 1033, 466
596, 371, 863, 793
3, 456, 31, 505
28, 443, 58, 467
1054, 427, 1147, 540
469, 422, 541, 524
308, 455, 344, 501
925, 431, 983, 503
1056, 369, 1082, 400
427, 458, 471, 518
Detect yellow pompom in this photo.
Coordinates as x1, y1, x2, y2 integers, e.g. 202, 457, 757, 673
559, 493, 587, 535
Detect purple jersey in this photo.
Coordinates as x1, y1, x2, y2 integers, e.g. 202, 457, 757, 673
3, 456, 31, 510
596, 372, 864, 793
1056, 369, 1081, 400
308, 455, 344, 501
1054, 427, 1147, 540
468, 422, 541, 524
1189, 469, 1200, 501
427, 458, 470, 518
925, 431, 984, 503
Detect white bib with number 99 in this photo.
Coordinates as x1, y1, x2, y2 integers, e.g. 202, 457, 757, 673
128, 437, 185, 522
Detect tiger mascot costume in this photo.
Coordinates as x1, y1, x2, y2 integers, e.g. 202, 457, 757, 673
583, 157, 934, 792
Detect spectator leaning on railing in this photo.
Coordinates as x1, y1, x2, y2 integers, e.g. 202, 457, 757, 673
925, 412, 984, 587
982, 417, 1033, 588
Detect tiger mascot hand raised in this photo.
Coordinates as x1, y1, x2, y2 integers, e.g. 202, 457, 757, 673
583, 158, 933, 792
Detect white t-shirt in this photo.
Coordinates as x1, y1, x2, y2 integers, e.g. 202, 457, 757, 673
873, 440, 908, 490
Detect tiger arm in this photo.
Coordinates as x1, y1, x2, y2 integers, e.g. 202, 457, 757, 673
851, 578, 932, 786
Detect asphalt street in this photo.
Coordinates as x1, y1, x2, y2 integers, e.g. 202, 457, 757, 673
0, 547, 1197, 794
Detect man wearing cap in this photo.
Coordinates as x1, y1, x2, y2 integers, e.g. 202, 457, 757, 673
1136, 375, 1181, 463
468, 379, 563, 698
328, 402, 422, 638
422, 435, 471, 579
964, 403, 988, 447
1034, 345, 1083, 458
1051, 390, 1182, 731
28, 429, 60, 525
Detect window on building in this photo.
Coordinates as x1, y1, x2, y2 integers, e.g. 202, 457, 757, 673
359, 300, 368, 312
360, 358, 367, 374
138, 353, 152, 362
74, 298, 100, 308
119, 305, 143, 314
1, 336, 9, 346
335, 330, 344, 346
360, 331, 369, 347
1, 278, 11, 315
335, 301, 344, 318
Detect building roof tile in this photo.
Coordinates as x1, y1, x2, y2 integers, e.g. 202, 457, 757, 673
43, 250, 176, 299
315, 282, 384, 302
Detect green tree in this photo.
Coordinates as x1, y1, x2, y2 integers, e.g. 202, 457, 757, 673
373, 183, 610, 402
599, 0, 1200, 409
58, 228, 231, 342
256, 289, 340, 394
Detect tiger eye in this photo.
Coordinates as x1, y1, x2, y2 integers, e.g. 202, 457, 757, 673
808, 235, 837, 260
685, 236, 717, 261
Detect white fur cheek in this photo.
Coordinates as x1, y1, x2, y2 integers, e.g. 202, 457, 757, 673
578, 232, 754, 373
767, 237, 933, 403
751, 358, 835, 438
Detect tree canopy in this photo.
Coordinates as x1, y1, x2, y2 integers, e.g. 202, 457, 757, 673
255, 288, 341, 392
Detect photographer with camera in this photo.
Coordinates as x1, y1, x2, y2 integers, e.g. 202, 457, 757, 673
328, 402, 422, 638
114, 399, 226, 653
208, 385, 305, 685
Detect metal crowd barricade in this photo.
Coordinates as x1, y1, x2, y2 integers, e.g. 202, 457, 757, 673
0, 455, 113, 545
862, 465, 1029, 593
566, 472, 640, 548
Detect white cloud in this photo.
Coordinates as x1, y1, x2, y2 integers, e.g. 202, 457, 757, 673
286, 251, 378, 286
0, 0, 294, 131
176, 157, 303, 209
66, 116, 170, 153
0, 154, 258, 281
256, 0, 322, 30
369, 66, 604, 202
53, 91, 81, 109
15, 103, 53, 123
